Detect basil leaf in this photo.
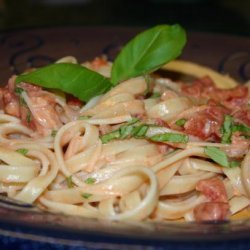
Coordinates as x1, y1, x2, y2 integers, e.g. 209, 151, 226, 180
16, 63, 112, 102
111, 24, 186, 84
150, 133, 189, 143
204, 146, 229, 167
221, 115, 233, 144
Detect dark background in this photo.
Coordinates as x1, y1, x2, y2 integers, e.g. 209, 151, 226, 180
0, 0, 249, 36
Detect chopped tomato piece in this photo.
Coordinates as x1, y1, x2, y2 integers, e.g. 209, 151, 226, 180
183, 105, 229, 141
194, 202, 230, 222
181, 76, 248, 110
181, 76, 214, 98
196, 177, 228, 202
0, 78, 63, 135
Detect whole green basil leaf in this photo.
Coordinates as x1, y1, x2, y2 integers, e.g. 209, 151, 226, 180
111, 24, 186, 84
15, 63, 112, 102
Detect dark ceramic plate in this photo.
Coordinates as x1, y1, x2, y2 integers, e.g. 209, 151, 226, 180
0, 27, 250, 250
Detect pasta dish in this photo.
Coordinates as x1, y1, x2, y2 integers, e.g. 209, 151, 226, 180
0, 24, 249, 223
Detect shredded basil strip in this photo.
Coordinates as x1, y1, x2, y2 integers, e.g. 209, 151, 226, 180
16, 63, 113, 102
175, 118, 187, 127
232, 124, 250, 134
81, 193, 92, 199
204, 146, 229, 167
84, 177, 96, 184
14, 87, 24, 95
204, 147, 241, 168
26, 110, 32, 123
221, 115, 233, 144
78, 115, 91, 120
51, 129, 57, 137
150, 133, 189, 143
229, 160, 241, 168
101, 130, 121, 144
132, 125, 149, 138
19, 96, 26, 106
126, 117, 140, 125
101, 118, 142, 143
120, 125, 135, 139
150, 92, 161, 98
101, 118, 188, 144
66, 175, 74, 188
101, 118, 150, 143
16, 148, 28, 155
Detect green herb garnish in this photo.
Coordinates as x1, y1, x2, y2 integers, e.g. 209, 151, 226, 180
126, 117, 140, 125
175, 118, 187, 127
101, 118, 142, 143
15, 24, 186, 101
119, 124, 135, 139
78, 115, 91, 120
19, 96, 27, 106
150, 92, 161, 98
132, 125, 149, 138
14, 87, 24, 95
100, 118, 189, 144
16, 148, 28, 155
204, 146, 229, 167
150, 133, 189, 143
84, 177, 96, 185
232, 124, 250, 134
111, 24, 186, 84
16, 63, 112, 102
221, 115, 233, 144
26, 111, 32, 123
66, 175, 74, 188
101, 130, 121, 144
204, 146, 241, 168
229, 160, 241, 168
81, 193, 92, 199
51, 129, 57, 137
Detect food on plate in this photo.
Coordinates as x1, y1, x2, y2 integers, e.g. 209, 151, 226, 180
0, 24, 249, 223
